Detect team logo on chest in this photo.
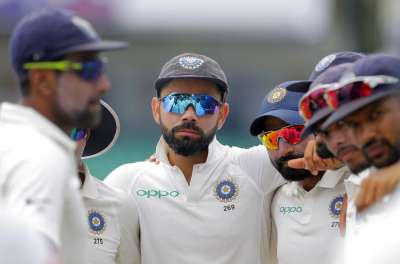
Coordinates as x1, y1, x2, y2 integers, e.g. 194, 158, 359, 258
88, 209, 107, 235
214, 178, 239, 203
329, 195, 344, 218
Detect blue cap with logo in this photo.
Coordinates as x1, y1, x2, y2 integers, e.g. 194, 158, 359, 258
321, 54, 400, 130
10, 7, 128, 78
249, 80, 310, 136
301, 63, 355, 138
309, 51, 365, 81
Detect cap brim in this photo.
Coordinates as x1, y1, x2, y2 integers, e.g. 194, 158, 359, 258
155, 76, 228, 92
55, 40, 128, 56
321, 89, 400, 130
82, 100, 120, 159
250, 109, 304, 136
301, 107, 333, 139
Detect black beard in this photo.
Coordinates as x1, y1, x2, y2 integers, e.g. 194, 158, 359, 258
161, 121, 217, 156
362, 138, 400, 168
71, 108, 101, 128
271, 153, 314, 181
54, 100, 102, 128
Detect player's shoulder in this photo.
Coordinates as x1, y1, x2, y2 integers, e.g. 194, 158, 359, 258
92, 176, 134, 204
104, 161, 157, 191
1, 123, 69, 159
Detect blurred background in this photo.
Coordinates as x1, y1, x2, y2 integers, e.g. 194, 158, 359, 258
0, 0, 399, 179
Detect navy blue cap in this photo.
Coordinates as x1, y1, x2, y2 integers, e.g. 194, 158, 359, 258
10, 8, 128, 78
301, 63, 354, 138
155, 53, 228, 94
309, 51, 365, 81
321, 54, 400, 130
249, 80, 310, 136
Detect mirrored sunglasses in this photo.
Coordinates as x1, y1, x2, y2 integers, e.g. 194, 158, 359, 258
70, 128, 89, 141
23, 57, 106, 82
160, 92, 221, 117
258, 125, 305, 150
325, 75, 399, 109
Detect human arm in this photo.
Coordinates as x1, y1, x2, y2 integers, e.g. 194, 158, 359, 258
355, 162, 400, 212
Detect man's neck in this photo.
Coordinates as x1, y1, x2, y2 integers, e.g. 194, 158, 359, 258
22, 98, 70, 134
166, 147, 208, 184
300, 172, 324, 192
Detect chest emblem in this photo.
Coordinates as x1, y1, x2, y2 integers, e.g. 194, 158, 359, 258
329, 195, 344, 218
88, 209, 107, 235
214, 178, 239, 203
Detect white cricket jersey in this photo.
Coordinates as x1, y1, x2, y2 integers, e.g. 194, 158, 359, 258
0, 102, 87, 264
82, 169, 140, 264
345, 186, 400, 264
271, 167, 350, 264
105, 137, 285, 264
343, 168, 373, 238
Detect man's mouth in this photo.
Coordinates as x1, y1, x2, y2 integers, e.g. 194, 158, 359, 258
336, 145, 358, 161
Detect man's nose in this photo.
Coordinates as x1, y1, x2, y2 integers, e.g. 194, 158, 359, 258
181, 104, 198, 122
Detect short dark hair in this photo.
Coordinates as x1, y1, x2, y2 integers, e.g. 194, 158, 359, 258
19, 76, 31, 96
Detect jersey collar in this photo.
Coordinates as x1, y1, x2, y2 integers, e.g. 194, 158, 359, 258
317, 166, 351, 189
81, 165, 99, 199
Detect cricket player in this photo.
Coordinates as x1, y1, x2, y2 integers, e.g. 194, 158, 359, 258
72, 100, 140, 264
290, 51, 365, 174
105, 52, 288, 264
249, 81, 349, 264
320, 54, 400, 214
0, 8, 127, 263
316, 54, 400, 262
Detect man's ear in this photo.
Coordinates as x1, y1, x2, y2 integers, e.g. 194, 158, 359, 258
151, 97, 161, 125
217, 102, 229, 130
28, 70, 57, 97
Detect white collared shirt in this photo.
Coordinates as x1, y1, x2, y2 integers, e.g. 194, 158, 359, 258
82, 169, 140, 264
0, 102, 87, 264
105, 137, 284, 264
271, 167, 350, 264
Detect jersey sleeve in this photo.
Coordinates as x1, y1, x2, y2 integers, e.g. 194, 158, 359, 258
104, 161, 148, 193
115, 192, 141, 264
2, 146, 74, 249
234, 145, 286, 194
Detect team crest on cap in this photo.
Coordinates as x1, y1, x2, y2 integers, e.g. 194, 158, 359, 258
178, 56, 204, 70
315, 54, 336, 72
214, 178, 239, 203
329, 195, 344, 218
88, 209, 106, 235
267, 87, 287, 103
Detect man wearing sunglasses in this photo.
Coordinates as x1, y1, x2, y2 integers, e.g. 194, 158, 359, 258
289, 51, 365, 175
250, 81, 349, 264
71, 100, 140, 264
320, 54, 400, 216
105, 53, 287, 264
0, 8, 127, 263
318, 54, 400, 263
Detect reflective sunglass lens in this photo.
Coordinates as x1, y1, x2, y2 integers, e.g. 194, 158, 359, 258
78, 59, 104, 81
70, 128, 88, 141
160, 93, 220, 116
